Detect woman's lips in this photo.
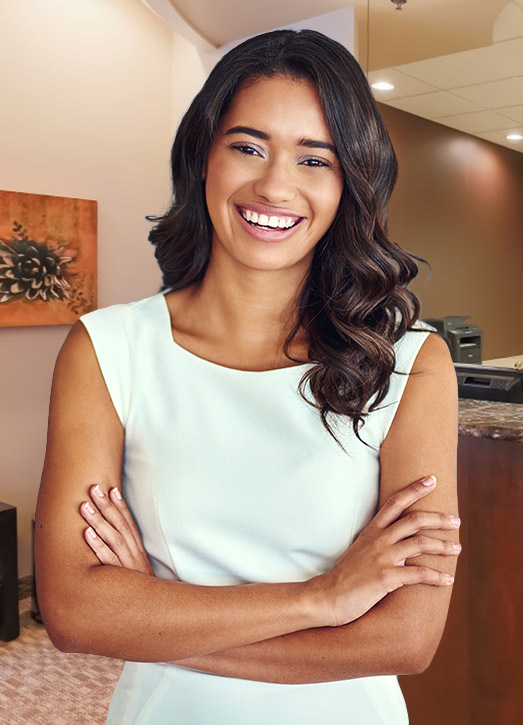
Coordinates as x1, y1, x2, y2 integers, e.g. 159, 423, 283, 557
235, 205, 304, 242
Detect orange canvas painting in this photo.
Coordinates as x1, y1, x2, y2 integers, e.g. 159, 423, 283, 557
0, 190, 97, 327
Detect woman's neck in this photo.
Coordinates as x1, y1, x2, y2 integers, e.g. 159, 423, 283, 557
201, 268, 303, 339
165, 256, 311, 370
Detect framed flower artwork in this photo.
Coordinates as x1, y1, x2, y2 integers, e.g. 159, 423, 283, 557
0, 190, 97, 327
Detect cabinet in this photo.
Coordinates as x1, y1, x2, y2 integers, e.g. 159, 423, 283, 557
399, 435, 523, 724
0, 502, 19, 641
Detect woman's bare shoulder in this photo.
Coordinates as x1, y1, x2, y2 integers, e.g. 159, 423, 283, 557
52, 321, 114, 409
389, 332, 457, 435
56, 318, 95, 366
49, 322, 123, 456
410, 331, 455, 377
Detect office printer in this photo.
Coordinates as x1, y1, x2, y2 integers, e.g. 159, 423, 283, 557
424, 316, 482, 363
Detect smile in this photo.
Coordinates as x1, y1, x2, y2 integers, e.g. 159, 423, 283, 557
238, 207, 302, 230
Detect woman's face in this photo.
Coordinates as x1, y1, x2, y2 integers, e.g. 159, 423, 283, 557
204, 75, 344, 275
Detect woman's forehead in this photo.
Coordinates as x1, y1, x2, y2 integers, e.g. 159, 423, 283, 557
217, 76, 335, 146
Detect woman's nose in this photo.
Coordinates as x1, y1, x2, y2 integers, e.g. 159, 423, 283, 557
252, 160, 297, 204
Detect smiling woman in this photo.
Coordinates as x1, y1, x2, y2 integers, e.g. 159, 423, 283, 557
204, 76, 343, 275
35, 29, 459, 725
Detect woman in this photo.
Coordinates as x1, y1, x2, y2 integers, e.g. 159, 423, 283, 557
35, 29, 459, 724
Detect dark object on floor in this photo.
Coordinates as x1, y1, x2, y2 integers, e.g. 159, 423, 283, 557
0, 501, 20, 640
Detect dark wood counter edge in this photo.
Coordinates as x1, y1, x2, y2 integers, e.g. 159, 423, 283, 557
458, 399, 523, 442
458, 424, 523, 443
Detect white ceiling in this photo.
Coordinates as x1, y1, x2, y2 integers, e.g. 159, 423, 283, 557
369, 2, 523, 152
156, 0, 523, 154
168, 0, 507, 67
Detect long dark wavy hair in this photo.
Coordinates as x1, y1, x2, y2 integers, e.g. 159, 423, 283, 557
148, 29, 424, 442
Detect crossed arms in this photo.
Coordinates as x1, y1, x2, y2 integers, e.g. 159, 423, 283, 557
35, 322, 459, 683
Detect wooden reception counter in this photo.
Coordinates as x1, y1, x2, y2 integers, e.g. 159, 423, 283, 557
399, 399, 523, 725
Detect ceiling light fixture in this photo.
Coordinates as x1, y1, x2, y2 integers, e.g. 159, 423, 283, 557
506, 133, 523, 141
390, 0, 407, 9
372, 81, 395, 91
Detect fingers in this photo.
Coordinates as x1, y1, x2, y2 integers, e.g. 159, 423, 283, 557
394, 534, 462, 563
81, 496, 135, 568
107, 487, 148, 554
80, 485, 154, 576
390, 565, 455, 590
389, 510, 460, 543
91, 485, 140, 553
372, 475, 438, 529
84, 526, 122, 567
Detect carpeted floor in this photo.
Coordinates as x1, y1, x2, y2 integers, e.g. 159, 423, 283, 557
0, 600, 123, 724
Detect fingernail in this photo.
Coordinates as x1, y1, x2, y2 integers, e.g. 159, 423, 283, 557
421, 475, 437, 486
83, 501, 95, 514
445, 575, 454, 584
111, 488, 122, 501
94, 485, 104, 497
450, 516, 461, 526
452, 543, 462, 551
86, 527, 97, 539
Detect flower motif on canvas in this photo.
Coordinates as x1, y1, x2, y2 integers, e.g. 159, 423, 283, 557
0, 190, 97, 327
0, 221, 75, 304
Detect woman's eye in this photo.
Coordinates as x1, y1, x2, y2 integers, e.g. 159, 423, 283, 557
232, 144, 260, 156
301, 157, 330, 168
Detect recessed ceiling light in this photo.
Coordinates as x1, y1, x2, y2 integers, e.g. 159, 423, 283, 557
371, 81, 395, 91
506, 133, 523, 141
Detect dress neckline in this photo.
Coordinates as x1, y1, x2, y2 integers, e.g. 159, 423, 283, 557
158, 292, 313, 375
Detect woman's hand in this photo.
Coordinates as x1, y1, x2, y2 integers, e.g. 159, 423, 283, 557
80, 485, 154, 577
312, 475, 461, 627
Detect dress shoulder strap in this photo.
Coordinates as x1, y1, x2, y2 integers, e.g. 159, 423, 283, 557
80, 303, 133, 426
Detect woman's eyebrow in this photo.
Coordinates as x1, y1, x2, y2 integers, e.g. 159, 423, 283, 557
300, 139, 337, 154
224, 126, 269, 140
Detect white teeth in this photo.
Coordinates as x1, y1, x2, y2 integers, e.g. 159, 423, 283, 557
240, 208, 299, 229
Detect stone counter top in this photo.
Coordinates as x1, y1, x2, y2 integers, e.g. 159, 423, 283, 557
483, 355, 523, 369
458, 398, 523, 442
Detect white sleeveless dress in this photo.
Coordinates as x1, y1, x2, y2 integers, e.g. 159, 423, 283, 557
80, 292, 431, 725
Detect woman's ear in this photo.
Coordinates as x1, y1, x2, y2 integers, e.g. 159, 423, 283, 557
201, 163, 207, 181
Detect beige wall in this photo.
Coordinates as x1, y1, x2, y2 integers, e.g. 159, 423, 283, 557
381, 104, 523, 360
0, 0, 206, 577
171, 28, 208, 124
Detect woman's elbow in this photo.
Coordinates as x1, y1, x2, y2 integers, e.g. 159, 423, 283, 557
36, 575, 94, 654
398, 628, 443, 675
38, 596, 85, 653
43, 620, 79, 654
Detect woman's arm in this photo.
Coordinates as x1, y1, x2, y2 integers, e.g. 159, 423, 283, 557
75, 332, 459, 680
35, 322, 319, 661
